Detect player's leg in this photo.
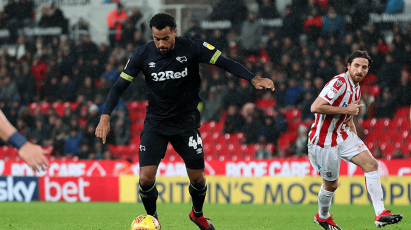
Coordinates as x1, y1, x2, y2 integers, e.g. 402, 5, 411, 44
308, 143, 342, 230
187, 168, 207, 216
350, 149, 403, 227
319, 179, 338, 219
138, 131, 168, 219
171, 129, 215, 230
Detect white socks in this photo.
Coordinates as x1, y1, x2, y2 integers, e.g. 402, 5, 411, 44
365, 170, 385, 216
318, 185, 334, 219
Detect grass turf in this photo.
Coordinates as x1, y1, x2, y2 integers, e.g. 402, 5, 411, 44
0, 202, 409, 229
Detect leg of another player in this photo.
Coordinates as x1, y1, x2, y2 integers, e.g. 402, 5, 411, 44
187, 168, 207, 217
319, 179, 338, 219
350, 150, 385, 216
139, 165, 159, 218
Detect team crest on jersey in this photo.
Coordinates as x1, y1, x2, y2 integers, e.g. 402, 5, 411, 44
327, 90, 335, 99
203, 42, 215, 50
176, 56, 187, 63
148, 62, 156, 68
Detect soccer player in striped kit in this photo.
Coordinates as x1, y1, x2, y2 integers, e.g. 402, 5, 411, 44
308, 51, 402, 229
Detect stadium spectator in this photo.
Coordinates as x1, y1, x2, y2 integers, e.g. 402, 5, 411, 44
378, 53, 401, 89
57, 75, 76, 102
322, 6, 345, 39
82, 35, 98, 60
303, 8, 322, 42
107, 3, 129, 47
237, 79, 255, 106
285, 78, 302, 107
392, 149, 406, 159
129, 7, 146, 33
257, 0, 279, 19
31, 116, 47, 145
274, 81, 287, 108
259, 116, 279, 144
201, 87, 223, 122
132, 30, 146, 48
77, 139, 90, 159
103, 63, 119, 83
96, 77, 112, 100
183, 20, 202, 39
88, 104, 100, 126
239, 11, 263, 57
359, 89, 376, 119
295, 124, 308, 156
396, 70, 411, 107
301, 91, 315, 121
77, 106, 89, 131
282, 5, 301, 39
207, 0, 247, 27
254, 138, 273, 159
64, 126, 82, 156
373, 146, 384, 159
222, 105, 244, 133
266, 36, 282, 66
209, 29, 228, 52
77, 77, 95, 102
112, 107, 130, 145
375, 87, 397, 119
121, 20, 136, 46
0, 75, 18, 104
242, 109, 264, 144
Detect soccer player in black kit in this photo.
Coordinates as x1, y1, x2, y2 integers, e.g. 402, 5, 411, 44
96, 13, 274, 230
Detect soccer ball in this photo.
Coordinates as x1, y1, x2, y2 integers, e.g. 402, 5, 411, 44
131, 214, 161, 230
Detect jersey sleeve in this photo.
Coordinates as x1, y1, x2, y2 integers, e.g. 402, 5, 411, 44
120, 46, 145, 82
319, 78, 347, 105
192, 39, 255, 81
193, 39, 222, 65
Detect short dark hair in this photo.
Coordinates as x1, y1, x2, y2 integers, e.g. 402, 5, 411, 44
149, 13, 176, 30
347, 50, 372, 67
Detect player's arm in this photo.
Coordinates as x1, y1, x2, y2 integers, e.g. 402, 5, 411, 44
214, 56, 274, 91
96, 49, 142, 144
311, 97, 364, 115
0, 110, 49, 171
195, 40, 274, 90
95, 77, 131, 144
311, 97, 363, 115
347, 116, 357, 135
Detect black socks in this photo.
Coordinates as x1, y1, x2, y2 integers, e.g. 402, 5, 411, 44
139, 181, 158, 217
189, 183, 207, 217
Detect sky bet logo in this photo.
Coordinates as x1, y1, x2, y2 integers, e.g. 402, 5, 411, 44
0, 176, 39, 202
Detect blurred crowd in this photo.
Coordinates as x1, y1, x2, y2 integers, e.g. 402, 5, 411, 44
0, 0, 410, 160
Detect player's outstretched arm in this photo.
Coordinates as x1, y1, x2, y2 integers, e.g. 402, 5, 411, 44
251, 76, 275, 91
213, 55, 274, 91
0, 110, 49, 171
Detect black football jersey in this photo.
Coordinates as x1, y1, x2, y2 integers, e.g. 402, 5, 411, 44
121, 37, 221, 121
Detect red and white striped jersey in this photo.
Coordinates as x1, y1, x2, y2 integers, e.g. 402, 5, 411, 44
308, 72, 361, 148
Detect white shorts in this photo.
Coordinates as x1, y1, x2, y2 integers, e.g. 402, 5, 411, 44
308, 132, 369, 181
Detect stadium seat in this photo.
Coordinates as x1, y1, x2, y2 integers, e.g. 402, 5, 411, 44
394, 106, 410, 120
361, 74, 378, 86
284, 108, 302, 124
375, 118, 392, 133
369, 85, 381, 97
256, 98, 276, 109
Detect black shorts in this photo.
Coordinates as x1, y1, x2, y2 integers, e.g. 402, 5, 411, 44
138, 128, 205, 170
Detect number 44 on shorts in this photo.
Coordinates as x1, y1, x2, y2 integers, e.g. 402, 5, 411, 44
188, 134, 203, 149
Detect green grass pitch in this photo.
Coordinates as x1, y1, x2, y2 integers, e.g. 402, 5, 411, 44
0, 202, 409, 229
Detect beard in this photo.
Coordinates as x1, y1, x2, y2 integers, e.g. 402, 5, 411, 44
349, 70, 365, 83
